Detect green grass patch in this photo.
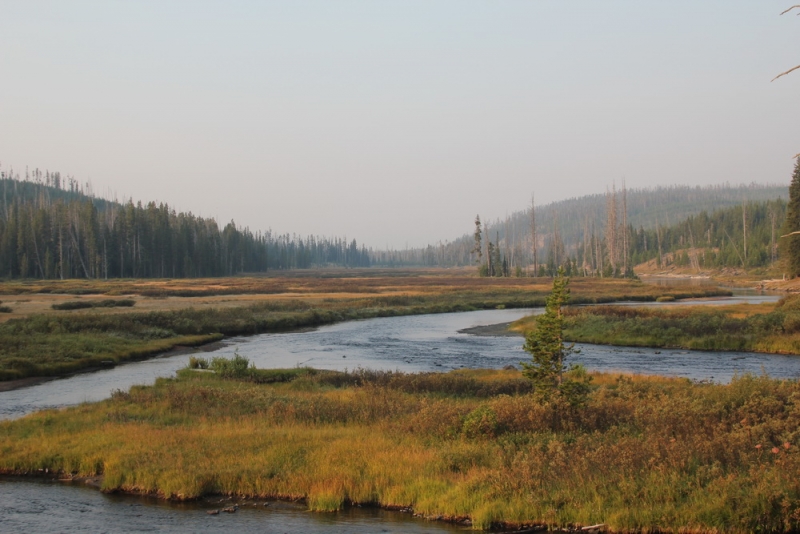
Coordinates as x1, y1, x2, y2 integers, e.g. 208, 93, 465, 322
514, 294, 800, 355
0, 278, 731, 382
51, 299, 136, 311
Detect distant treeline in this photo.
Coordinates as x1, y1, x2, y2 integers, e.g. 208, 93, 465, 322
387, 183, 789, 273
629, 199, 786, 269
0, 171, 370, 279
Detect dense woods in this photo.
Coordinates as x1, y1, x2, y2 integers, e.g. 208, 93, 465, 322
628, 199, 786, 270
0, 166, 792, 279
780, 159, 800, 277
409, 184, 789, 276
0, 171, 370, 279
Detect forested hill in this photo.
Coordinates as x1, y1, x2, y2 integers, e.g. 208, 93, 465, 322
0, 173, 370, 279
388, 183, 789, 268
629, 198, 786, 270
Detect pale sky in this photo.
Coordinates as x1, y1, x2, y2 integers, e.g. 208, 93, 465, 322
1, 1, 798, 248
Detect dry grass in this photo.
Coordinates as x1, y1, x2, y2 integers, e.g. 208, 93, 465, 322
0, 270, 729, 324
1, 367, 799, 532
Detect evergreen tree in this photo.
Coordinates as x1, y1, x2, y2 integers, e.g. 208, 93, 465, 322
521, 269, 590, 405
780, 158, 800, 277
472, 215, 483, 272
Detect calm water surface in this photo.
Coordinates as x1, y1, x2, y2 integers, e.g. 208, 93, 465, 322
0, 479, 464, 533
1, 288, 796, 533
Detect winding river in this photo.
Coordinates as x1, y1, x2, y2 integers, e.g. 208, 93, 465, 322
0, 292, 794, 421
1, 286, 797, 532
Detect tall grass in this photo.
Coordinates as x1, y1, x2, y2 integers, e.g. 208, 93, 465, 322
521, 294, 800, 355
0, 278, 730, 381
1, 367, 799, 532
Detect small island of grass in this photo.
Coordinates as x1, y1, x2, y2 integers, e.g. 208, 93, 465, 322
512, 294, 800, 356
1, 358, 798, 532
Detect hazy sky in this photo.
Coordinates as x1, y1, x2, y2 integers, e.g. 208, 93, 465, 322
1, 1, 798, 248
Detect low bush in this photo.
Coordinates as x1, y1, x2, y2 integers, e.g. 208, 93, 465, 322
52, 299, 135, 311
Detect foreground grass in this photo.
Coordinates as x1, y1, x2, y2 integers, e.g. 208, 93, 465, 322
513, 295, 800, 355
0, 276, 729, 381
1, 368, 799, 532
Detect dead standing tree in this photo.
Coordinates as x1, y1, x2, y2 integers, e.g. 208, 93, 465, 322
773, 6, 800, 82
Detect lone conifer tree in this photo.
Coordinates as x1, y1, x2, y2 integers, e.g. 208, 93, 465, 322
472, 215, 483, 270
780, 158, 800, 277
521, 269, 590, 404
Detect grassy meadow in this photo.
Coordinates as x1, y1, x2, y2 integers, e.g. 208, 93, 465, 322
512, 294, 800, 355
1, 365, 799, 532
0, 273, 730, 381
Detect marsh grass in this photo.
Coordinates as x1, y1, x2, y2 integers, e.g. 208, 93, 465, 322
1, 367, 799, 532
51, 299, 135, 311
0, 276, 729, 382
518, 294, 800, 355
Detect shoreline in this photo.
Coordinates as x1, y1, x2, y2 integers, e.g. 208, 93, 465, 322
459, 321, 520, 337
0, 472, 552, 532
0, 284, 732, 390
0, 338, 230, 393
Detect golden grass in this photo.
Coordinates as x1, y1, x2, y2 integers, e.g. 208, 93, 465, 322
512, 296, 800, 355
0, 271, 729, 323
2, 368, 799, 532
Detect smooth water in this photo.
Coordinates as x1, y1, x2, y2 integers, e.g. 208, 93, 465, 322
0, 478, 464, 533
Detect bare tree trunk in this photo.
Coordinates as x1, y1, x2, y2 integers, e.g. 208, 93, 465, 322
530, 194, 537, 275
606, 186, 618, 273
656, 216, 663, 269
69, 227, 91, 278
688, 225, 700, 273
724, 228, 746, 268
742, 200, 747, 263
770, 209, 777, 265
622, 180, 628, 274
59, 223, 64, 280
484, 222, 491, 276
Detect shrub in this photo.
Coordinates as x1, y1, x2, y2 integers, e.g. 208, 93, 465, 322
188, 356, 209, 369
52, 299, 135, 311
210, 353, 251, 378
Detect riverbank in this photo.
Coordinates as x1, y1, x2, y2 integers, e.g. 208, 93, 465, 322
512, 295, 800, 355
1, 365, 798, 532
0, 275, 729, 382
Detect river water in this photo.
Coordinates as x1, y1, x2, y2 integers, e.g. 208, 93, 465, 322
1, 288, 797, 532
0, 478, 465, 533
1, 293, 795, 421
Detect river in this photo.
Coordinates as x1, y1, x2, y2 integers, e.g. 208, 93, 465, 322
1, 288, 797, 532
0, 478, 465, 533
1, 292, 795, 421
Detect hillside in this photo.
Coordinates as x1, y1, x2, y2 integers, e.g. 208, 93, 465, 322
0, 172, 370, 280
388, 184, 789, 270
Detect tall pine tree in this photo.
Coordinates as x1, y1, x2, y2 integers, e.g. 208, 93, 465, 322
780, 157, 800, 277
521, 269, 590, 405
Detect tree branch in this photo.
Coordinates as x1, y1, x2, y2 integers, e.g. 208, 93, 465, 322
772, 64, 800, 82
780, 5, 800, 15
780, 230, 800, 238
